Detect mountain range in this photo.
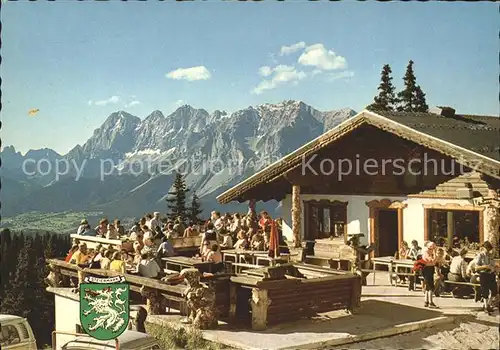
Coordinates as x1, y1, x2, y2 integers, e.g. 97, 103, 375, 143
0, 100, 356, 222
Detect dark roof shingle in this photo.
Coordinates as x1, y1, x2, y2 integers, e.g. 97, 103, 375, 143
374, 111, 500, 161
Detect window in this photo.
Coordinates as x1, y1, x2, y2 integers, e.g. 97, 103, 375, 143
426, 209, 481, 246
0, 324, 21, 346
304, 200, 347, 241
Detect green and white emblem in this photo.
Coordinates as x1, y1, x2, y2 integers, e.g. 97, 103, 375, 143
79, 275, 130, 341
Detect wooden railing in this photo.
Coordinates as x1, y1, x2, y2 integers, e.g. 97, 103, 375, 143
45, 258, 230, 317
70, 234, 202, 253
229, 265, 362, 330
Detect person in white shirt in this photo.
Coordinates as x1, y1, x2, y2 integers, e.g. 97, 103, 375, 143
106, 224, 118, 240
136, 253, 161, 278
77, 219, 88, 235
473, 241, 497, 313
142, 225, 154, 247
148, 212, 160, 231
220, 233, 233, 249
448, 248, 468, 282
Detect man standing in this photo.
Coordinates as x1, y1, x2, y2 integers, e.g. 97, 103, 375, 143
473, 241, 497, 314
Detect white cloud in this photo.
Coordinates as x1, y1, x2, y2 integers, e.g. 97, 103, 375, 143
125, 100, 142, 108
89, 96, 121, 106
174, 99, 185, 107
258, 66, 272, 77
298, 44, 347, 70
252, 65, 306, 95
280, 42, 306, 56
328, 71, 355, 81
166, 66, 211, 81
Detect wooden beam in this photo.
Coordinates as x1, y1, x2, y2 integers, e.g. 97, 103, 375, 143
292, 185, 302, 248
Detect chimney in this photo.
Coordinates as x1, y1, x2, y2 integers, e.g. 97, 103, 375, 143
429, 106, 456, 118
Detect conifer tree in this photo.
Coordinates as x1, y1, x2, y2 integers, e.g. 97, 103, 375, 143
397, 60, 429, 112
188, 192, 204, 224
1, 235, 32, 318
166, 172, 189, 221
414, 85, 429, 112
367, 64, 398, 111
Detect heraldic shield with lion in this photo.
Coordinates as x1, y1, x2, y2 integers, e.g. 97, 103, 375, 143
79, 276, 129, 341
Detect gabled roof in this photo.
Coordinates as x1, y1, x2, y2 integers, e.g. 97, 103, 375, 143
374, 110, 500, 161
217, 109, 500, 204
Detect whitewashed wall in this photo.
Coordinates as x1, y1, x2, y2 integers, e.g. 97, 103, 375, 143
280, 194, 482, 247
54, 292, 81, 350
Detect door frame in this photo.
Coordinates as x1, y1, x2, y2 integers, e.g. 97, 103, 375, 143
366, 199, 407, 257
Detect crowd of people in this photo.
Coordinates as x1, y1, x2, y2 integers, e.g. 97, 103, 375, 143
394, 239, 498, 313
66, 209, 290, 279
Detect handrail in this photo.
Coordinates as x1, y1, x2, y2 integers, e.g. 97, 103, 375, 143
52, 330, 120, 350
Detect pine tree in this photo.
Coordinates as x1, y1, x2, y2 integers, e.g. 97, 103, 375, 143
166, 172, 190, 221
414, 85, 429, 112
188, 192, 203, 224
367, 64, 398, 111
1, 235, 32, 318
396, 60, 429, 112
28, 234, 54, 348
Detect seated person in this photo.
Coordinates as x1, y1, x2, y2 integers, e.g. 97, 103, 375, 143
206, 244, 222, 263
395, 241, 410, 260
137, 253, 162, 278
251, 232, 265, 251
157, 236, 175, 258
100, 250, 112, 270
201, 241, 211, 260
408, 240, 422, 261
65, 244, 79, 263
220, 232, 234, 249
466, 258, 481, 301
109, 251, 126, 274
70, 243, 90, 266
233, 230, 249, 250
448, 248, 468, 282
106, 224, 119, 240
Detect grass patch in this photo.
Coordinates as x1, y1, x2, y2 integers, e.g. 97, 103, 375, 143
145, 322, 229, 350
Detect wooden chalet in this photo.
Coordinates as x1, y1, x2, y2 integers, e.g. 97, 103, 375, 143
217, 107, 500, 258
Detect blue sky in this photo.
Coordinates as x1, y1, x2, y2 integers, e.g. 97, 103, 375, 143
1, 1, 498, 155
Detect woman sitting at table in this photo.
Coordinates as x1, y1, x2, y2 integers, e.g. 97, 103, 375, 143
106, 224, 119, 240
395, 241, 410, 260
206, 244, 222, 263
233, 230, 249, 250
109, 251, 126, 274
251, 232, 265, 251
65, 244, 79, 263
434, 247, 449, 297
100, 250, 112, 270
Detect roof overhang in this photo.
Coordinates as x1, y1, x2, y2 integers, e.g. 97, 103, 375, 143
217, 110, 500, 204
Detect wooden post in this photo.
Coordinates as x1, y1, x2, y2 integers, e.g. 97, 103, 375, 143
446, 211, 454, 245
485, 205, 500, 258
292, 185, 302, 248
229, 284, 237, 318
250, 288, 270, 330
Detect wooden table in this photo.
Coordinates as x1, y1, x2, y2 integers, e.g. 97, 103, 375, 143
222, 250, 268, 264
162, 256, 214, 273
371, 256, 394, 285
392, 259, 416, 287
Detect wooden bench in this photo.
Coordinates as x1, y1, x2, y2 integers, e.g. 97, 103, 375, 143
444, 280, 480, 299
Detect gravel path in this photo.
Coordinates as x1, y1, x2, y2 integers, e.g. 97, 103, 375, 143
328, 313, 500, 350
